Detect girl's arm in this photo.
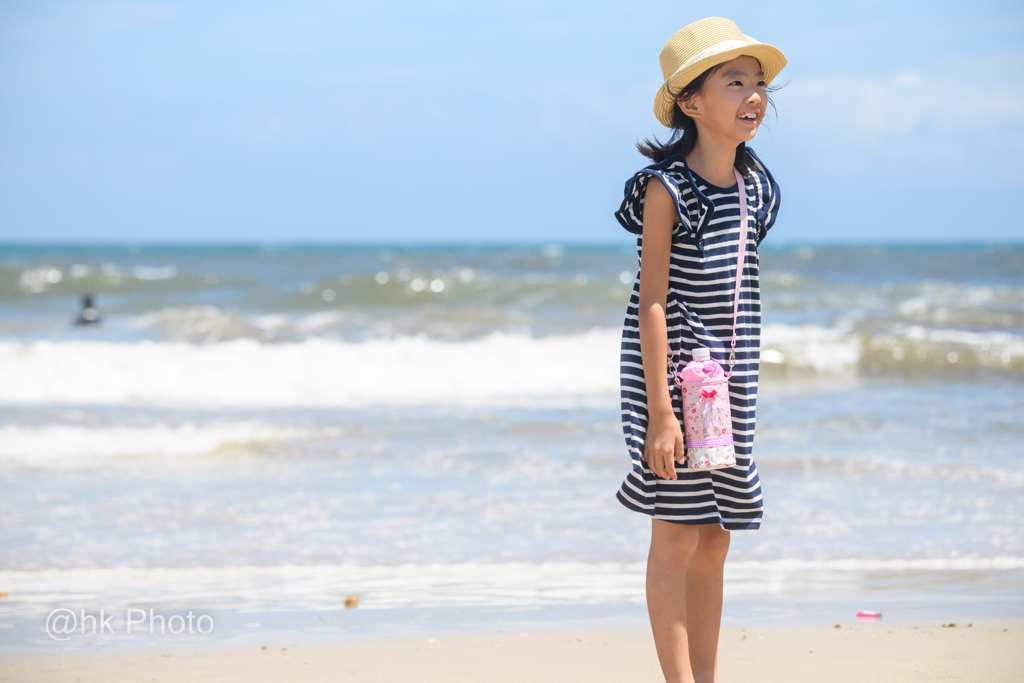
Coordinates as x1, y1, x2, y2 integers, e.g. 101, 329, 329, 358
637, 180, 686, 480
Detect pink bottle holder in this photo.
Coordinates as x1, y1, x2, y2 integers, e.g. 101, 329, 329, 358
675, 350, 736, 471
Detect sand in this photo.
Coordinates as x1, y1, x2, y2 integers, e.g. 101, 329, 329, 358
4, 621, 1020, 682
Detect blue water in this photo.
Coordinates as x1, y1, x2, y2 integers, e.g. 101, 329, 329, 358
1, 243, 1022, 651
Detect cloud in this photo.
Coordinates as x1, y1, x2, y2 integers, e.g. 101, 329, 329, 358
781, 67, 1024, 144
771, 59, 1024, 181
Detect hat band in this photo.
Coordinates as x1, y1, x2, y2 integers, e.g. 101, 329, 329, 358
666, 38, 761, 82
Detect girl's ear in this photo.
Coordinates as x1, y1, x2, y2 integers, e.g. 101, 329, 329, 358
678, 97, 701, 120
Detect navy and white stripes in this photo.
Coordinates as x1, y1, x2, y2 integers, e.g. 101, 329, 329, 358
613, 147, 780, 530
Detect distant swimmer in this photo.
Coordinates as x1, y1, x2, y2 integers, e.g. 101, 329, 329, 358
75, 294, 102, 325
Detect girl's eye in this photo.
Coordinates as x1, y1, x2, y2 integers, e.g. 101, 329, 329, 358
730, 81, 742, 86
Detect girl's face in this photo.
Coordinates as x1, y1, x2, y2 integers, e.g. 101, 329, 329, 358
678, 55, 766, 144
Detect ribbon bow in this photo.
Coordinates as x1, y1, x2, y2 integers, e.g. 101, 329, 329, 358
700, 389, 720, 433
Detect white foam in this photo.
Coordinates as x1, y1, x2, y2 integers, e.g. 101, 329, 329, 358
2, 322, 1015, 407
898, 281, 1023, 314
0, 331, 622, 407
760, 324, 862, 374
0, 557, 1020, 617
0, 423, 330, 462
18, 267, 63, 293
900, 325, 1024, 351
131, 265, 178, 280
868, 326, 1024, 367
126, 305, 258, 343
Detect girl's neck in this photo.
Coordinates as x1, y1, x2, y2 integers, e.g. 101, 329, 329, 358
684, 137, 739, 189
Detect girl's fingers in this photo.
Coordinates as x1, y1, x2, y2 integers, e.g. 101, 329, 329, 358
646, 440, 683, 479
647, 447, 670, 479
643, 446, 659, 478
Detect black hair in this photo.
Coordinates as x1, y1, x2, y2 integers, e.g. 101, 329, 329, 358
636, 60, 779, 177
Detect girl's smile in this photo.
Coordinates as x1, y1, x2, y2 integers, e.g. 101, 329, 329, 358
738, 110, 760, 127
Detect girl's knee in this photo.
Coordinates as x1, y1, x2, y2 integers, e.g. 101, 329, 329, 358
696, 525, 731, 560
651, 519, 700, 558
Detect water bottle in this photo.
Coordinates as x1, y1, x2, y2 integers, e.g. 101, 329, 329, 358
675, 347, 737, 471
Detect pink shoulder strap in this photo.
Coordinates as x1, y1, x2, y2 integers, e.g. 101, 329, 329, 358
667, 167, 750, 380
727, 167, 748, 375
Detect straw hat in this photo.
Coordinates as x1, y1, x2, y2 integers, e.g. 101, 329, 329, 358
654, 17, 787, 127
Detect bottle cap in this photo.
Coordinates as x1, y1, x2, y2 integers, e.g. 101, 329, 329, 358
691, 347, 711, 361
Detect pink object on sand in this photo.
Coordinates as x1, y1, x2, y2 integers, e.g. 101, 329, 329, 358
856, 611, 882, 621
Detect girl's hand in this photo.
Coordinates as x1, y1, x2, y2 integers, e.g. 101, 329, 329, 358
644, 408, 686, 480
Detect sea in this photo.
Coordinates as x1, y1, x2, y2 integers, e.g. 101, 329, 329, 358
1, 242, 1022, 652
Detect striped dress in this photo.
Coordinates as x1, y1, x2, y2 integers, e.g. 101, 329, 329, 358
614, 146, 780, 530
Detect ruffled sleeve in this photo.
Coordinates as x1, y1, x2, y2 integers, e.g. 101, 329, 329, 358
744, 147, 780, 246
613, 159, 695, 239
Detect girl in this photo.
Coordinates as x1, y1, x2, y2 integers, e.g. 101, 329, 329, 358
613, 18, 786, 683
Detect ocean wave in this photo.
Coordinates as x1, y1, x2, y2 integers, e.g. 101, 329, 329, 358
760, 324, 1024, 378
1, 558, 1021, 617
0, 331, 622, 406
0, 423, 337, 462
7, 262, 182, 294
860, 325, 1024, 374
760, 324, 862, 374
895, 281, 1024, 329
1, 323, 1022, 406
755, 454, 1024, 486
125, 305, 286, 343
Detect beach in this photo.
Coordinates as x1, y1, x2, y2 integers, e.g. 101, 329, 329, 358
5, 621, 1021, 682
1, 243, 1022, 673
5, 0, 1024, 676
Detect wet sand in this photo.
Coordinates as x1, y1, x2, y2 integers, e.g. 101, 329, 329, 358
4, 620, 1020, 682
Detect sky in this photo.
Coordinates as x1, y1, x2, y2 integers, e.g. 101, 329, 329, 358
0, 0, 1022, 244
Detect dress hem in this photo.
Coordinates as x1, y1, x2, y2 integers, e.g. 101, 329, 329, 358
615, 489, 762, 531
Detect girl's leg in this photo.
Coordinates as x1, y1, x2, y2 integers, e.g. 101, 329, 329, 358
646, 519, 699, 683
647, 519, 731, 683
686, 524, 730, 683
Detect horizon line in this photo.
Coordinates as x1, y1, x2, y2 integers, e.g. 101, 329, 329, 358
2, 239, 1022, 249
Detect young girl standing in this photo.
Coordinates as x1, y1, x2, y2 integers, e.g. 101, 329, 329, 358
614, 18, 786, 683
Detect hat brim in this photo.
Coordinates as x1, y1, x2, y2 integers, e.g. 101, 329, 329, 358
653, 43, 787, 128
